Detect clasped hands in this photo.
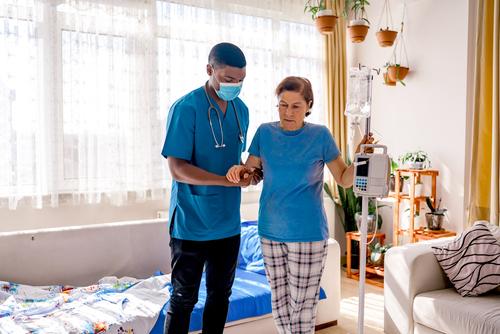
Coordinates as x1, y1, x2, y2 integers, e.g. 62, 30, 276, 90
226, 165, 263, 187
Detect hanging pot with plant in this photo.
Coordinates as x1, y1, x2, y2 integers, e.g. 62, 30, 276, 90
344, 0, 370, 43
383, 5, 410, 86
305, 0, 338, 34
375, 0, 397, 47
388, 64, 409, 82
383, 71, 396, 86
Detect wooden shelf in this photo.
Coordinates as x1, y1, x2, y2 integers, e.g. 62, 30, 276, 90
346, 232, 386, 288
349, 270, 384, 288
392, 169, 442, 245
366, 265, 384, 276
389, 193, 430, 201
396, 169, 440, 176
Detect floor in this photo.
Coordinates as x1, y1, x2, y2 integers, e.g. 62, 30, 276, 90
317, 272, 384, 334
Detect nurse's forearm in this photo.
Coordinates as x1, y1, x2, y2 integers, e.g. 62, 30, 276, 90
168, 157, 237, 187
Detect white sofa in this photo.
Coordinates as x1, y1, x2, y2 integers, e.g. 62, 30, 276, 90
0, 219, 340, 333
384, 239, 500, 334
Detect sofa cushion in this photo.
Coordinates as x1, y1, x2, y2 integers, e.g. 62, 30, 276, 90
413, 288, 500, 334
432, 222, 500, 296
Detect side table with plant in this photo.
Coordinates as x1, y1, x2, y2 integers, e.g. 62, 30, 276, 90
324, 182, 385, 269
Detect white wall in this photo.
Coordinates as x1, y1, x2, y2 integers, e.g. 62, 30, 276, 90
0, 192, 266, 233
348, 0, 470, 234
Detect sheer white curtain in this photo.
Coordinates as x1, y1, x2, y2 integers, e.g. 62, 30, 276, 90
156, 0, 326, 146
0, 0, 325, 209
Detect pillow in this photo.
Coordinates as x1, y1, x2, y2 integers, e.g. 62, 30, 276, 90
486, 221, 500, 243
238, 221, 265, 275
432, 222, 500, 297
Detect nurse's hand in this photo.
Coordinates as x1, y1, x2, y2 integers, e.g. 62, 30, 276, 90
226, 165, 253, 186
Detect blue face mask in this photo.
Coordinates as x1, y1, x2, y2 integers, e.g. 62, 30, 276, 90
215, 81, 243, 101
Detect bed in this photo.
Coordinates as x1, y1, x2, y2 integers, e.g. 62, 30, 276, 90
0, 219, 340, 333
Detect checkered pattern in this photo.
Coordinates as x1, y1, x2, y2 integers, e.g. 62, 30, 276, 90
260, 238, 329, 334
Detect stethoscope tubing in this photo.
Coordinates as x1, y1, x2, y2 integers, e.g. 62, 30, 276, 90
203, 83, 243, 149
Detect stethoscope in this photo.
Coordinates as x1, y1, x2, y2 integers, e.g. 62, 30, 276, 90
203, 82, 244, 149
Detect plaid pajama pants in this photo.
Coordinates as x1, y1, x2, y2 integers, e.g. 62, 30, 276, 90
260, 237, 329, 334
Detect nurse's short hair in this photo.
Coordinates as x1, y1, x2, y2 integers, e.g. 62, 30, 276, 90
275, 76, 314, 117
209, 43, 247, 69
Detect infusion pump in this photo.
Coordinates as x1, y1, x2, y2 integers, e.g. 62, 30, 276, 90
353, 145, 390, 198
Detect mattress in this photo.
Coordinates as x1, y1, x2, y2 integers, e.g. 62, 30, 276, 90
151, 269, 326, 333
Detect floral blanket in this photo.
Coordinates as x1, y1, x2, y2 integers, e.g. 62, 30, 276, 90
0, 275, 171, 333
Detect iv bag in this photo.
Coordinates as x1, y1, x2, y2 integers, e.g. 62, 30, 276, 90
345, 67, 373, 118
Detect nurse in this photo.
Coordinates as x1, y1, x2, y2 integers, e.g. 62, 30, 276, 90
161, 43, 256, 334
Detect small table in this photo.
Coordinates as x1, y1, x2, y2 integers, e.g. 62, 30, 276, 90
413, 228, 456, 242
346, 231, 386, 288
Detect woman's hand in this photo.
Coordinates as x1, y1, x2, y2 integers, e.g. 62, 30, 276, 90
355, 132, 375, 154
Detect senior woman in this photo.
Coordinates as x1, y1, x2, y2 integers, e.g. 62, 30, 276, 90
226, 76, 373, 334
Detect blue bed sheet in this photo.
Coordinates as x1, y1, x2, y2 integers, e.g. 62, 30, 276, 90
150, 221, 327, 333
150, 268, 271, 333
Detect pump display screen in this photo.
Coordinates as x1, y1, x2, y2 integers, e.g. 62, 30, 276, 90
356, 157, 370, 177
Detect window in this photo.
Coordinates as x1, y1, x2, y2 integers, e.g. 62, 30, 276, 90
0, 0, 325, 209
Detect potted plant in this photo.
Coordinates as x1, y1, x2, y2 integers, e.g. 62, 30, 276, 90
403, 208, 424, 229
425, 197, 447, 230
383, 70, 397, 86
384, 19, 410, 86
344, 0, 370, 43
387, 63, 409, 85
368, 242, 391, 267
305, 0, 338, 34
414, 180, 424, 197
399, 150, 431, 170
375, 0, 397, 47
389, 158, 404, 192
354, 199, 386, 234
325, 182, 386, 268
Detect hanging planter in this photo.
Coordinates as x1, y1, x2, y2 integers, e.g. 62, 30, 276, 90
375, 0, 397, 47
383, 6, 410, 87
387, 64, 409, 82
377, 30, 397, 47
344, 0, 370, 43
316, 9, 338, 34
304, 1, 338, 35
383, 72, 396, 86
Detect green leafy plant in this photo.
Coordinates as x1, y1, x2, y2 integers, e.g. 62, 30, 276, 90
399, 150, 431, 169
324, 182, 385, 233
368, 242, 392, 266
344, 0, 370, 25
325, 182, 357, 233
369, 242, 392, 254
304, 0, 327, 20
390, 158, 399, 175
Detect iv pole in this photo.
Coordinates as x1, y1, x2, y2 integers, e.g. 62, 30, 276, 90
355, 64, 379, 334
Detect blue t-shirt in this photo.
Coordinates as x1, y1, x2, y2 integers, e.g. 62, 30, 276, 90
248, 122, 339, 242
162, 86, 249, 241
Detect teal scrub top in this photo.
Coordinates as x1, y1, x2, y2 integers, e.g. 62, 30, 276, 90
162, 86, 249, 241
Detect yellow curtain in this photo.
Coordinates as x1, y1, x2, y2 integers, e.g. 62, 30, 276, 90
468, 0, 500, 226
325, 0, 347, 160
